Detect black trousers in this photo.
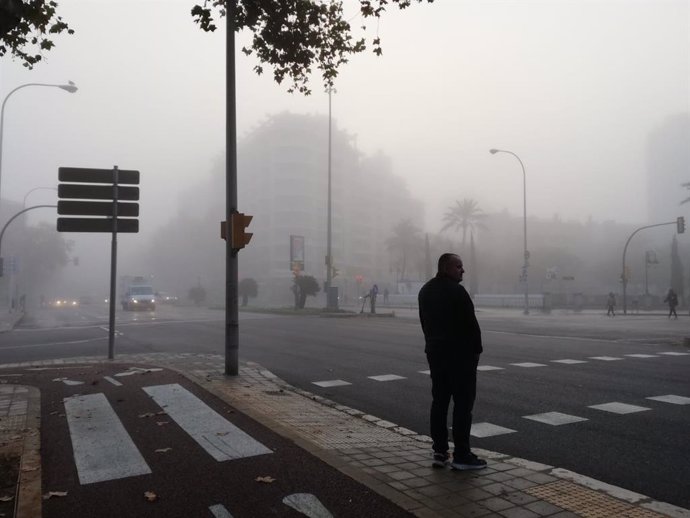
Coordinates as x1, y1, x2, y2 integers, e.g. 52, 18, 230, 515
426, 352, 479, 458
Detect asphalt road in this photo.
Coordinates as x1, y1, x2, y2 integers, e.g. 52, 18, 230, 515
1, 304, 688, 509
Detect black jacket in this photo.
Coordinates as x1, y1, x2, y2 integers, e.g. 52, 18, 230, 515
418, 273, 482, 356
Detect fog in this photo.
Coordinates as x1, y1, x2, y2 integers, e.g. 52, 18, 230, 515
0, 0, 688, 305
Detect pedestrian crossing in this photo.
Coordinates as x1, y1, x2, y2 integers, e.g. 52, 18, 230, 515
63, 383, 272, 485
309, 350, 689, 440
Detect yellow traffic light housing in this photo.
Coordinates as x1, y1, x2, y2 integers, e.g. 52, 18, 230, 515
220, 212, 253, 250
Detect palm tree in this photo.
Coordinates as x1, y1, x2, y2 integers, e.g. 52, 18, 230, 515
441, 198, 487, 248
386, 219, 423, 281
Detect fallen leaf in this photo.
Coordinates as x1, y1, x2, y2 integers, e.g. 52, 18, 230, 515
0, 496, 13, 502
156, 421, 169, 426
144, 491, 158, 502
156, 411, 167, 415
216, 431, 229, 436
138, 413, 156, 418
155, 448, 172, 453
42, 491, 68, 500
255, 476, 276, 483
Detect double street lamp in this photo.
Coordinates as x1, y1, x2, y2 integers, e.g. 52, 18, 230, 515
0, 81, 78, 207
490, 148, 530, 315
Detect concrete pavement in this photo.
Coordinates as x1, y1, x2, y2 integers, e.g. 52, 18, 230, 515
2, 351, 689, 518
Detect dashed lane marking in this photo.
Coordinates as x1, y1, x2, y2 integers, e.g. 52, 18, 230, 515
588, 402, 651, 414
283, 493, 334, 518
659, 351, 689, 356
551, 359, 588, 364
588, 356, 624, 361
143, 383, 273, 461
625, 354, 659, 358
646, 394, 690, 405
418, 370, 430, 375
367, 374, 406, 382
470, 422, 517, 438
209, 504, 234, 518
478, 365, 504, 371
64, 393, 152, 484
523, 412, 588, 426
312, 380, 351, 388
510, 362, 547, 368
103, 376, 123, 386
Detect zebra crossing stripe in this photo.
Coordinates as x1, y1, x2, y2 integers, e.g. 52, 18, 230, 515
283, 493, 334, 518
209, 504, 234, 518
143, 384, 272, 461
64, 393, 152, 484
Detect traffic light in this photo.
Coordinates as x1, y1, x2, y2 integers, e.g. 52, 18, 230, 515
220, 213, 253, 249
677, 216, 685, 234
231, 212, 253, 249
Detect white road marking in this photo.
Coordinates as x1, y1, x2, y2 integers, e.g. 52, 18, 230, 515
0, 337, 107, 350
551, 359, 587, 364
209, 504, 234, 518
659, 351, 689, 356
588, 402, 651, 414
63, 379, 84, 386
471, 422, 517, 438
510, 362, 547, 368
588, 356, 623, 361
143, 383, 272, 461
477, 365, 504, 371
367, 374, 406, 382
646, 394, 690, 405
523, 412, 588, 426
625, 354, 659, 358
114, 367, 164, 377
418, 370, 430, 375
64, 393, 151, 484
312, 380, 351, 388
283, 493, 334, 518
104, 376, 123, 386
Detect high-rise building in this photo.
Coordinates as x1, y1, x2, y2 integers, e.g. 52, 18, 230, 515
647, 113, 690, 223
238, 113, 424, 304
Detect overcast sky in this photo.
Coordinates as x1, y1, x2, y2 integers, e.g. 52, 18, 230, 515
1, 0, 688, 238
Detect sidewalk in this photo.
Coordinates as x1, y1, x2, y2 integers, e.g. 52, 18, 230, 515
1, 352, 688, 518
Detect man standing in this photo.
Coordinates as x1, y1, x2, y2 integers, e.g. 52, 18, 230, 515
418, 253, 486, 471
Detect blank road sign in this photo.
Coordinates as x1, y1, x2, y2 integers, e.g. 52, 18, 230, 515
57, 218, 139, 233
58, 184, 139, 201
58, 167, 140, 185
58, 201, 139, 217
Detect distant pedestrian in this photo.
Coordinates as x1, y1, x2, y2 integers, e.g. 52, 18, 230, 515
606, 292, 616, 317
664, 288, 678, 319
383, 287, 389, 305
631, 297, 639, 314
418, 253, 486, 471
369, 284, 379, 314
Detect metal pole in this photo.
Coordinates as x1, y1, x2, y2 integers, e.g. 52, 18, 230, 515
225, 0, 239, 376
519, 156, 529, 315
621, 221, 677, 314
644, 253, 649, 297
0, 83, 77, 212
326, 88, 333, 307
108, 166, 119, 360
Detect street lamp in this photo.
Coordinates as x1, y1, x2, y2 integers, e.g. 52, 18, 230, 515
325, 86, 337, 310
23, 186, 58, 208
0, 81, 78, 209
490, 148, 530, 315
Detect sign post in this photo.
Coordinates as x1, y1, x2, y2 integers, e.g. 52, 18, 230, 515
57, 166, 140, 358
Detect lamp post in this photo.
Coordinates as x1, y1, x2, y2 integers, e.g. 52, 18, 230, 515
325, 87, 336, 310
0, 81, 78, 209
23, 187, 58, 208
490, 148, 530, 315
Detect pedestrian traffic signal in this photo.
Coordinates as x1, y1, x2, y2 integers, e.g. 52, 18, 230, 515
677, 216, 685, 234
